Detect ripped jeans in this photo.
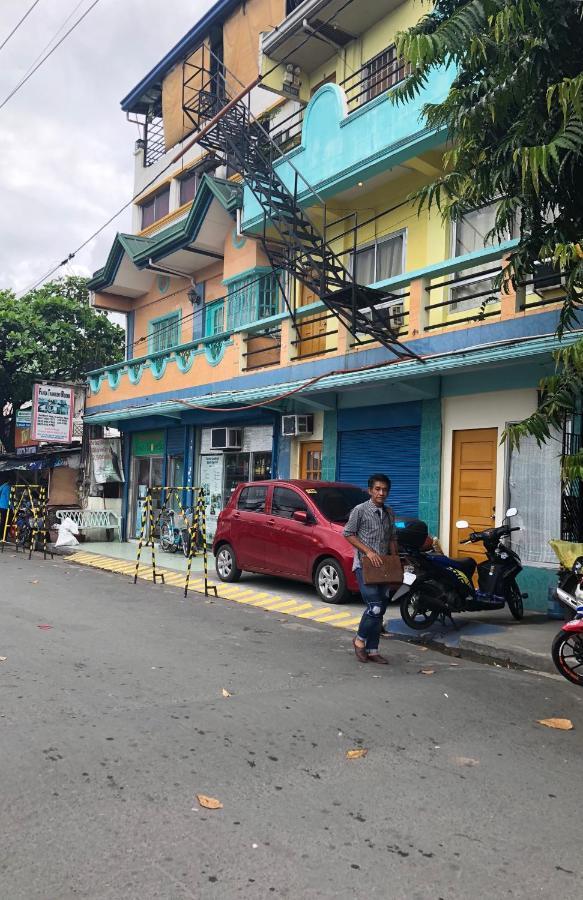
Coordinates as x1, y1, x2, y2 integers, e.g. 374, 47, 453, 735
355, 567, 389, 655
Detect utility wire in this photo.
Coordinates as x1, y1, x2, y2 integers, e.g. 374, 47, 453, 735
19, 0, 86, 82
0, 0, 102, 111
16, 0, 358, 296
0, 0, 43, 54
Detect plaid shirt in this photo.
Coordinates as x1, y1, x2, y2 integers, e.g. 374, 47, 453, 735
343, 499, 396, 570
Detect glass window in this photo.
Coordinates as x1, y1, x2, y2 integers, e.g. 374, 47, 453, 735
205, 300, 225, 336
508, 431, 562, 565
237, 485, 267, 513
365, 45, 409, 102
308, 485, 369, 523
252, 452, 272, 480
224, 452, 250, 501
150, 312, 181, 354
352, 233, 403, 285
272, 487, 308, 519
451, 202, 516, 311
226, 273, 281, 330
179, 170, 199, 206
141, 186, 170, 229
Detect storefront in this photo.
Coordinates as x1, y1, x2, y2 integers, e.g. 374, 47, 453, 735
128, 430, 165, 537
199, 424, 273, 538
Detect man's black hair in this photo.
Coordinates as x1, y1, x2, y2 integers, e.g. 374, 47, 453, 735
368, 473, 391, 491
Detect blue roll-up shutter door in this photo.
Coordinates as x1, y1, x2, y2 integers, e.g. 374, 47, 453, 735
338, 426, 421, 518
166, 427, 186, 456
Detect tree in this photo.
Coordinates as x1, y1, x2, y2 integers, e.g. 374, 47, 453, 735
394, 0, 583, 472
0, 276, 124, 452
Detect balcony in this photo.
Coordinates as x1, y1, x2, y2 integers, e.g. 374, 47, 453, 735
242, 66, 454, 231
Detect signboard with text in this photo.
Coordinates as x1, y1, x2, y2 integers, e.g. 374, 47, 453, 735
31, 383, 74, 444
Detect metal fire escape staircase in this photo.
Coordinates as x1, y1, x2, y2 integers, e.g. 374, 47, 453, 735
182, 56, 420, 360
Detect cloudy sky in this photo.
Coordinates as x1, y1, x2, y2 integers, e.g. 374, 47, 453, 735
0, 0, 215, 295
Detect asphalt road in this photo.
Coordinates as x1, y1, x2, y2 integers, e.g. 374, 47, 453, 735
1, 552, 583, 900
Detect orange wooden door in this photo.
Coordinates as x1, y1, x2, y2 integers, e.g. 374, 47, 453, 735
300, 442, 323, 481
450, 428, 497, 563
296, 285, 327, 358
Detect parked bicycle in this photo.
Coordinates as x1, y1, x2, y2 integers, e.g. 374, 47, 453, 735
159, 508, 194, 557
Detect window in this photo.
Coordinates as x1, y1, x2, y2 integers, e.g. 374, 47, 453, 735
508, 430, 562, 565
140, 186, 170, 229
227, 272, 280, 330
451, 203, 517, 311
272, 487, 308, 519
205, 300, 225, 337
237, 485, 267, 513
179, 170, 199, 206
352, 232, 404, 286
309, 485, 368, 523
149, 312, 181, 354
364, 45, 410, 103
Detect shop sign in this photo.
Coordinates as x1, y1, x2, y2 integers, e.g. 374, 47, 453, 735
31, 383, 74, 443
132, 431, 165, 456
16, 445, 38, 456
91, 438, 125, 483
15, 409, 32, 428
199, 454, 224, 539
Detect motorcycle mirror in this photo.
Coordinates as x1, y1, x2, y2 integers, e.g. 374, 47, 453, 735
505, 507, 517, 518
456, 519, 469, 529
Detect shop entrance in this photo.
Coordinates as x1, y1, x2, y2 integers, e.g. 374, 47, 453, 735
450, 428, 497, 563
129, 431, 166, 538
300, 442, 323, 480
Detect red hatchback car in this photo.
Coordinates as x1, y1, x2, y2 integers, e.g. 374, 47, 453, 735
213, 480, 369, 603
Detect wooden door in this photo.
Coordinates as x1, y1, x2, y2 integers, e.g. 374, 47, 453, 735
450, 428, 497, 563
300, 442, 323, 481
296, 285, 327, 358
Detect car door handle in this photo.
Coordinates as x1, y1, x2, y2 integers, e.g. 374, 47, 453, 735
234, 512, 241, 519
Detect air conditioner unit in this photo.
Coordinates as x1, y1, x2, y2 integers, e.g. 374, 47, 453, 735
211, 427, 242, 450
533, 260, 565, 296
281, 414, 314, 437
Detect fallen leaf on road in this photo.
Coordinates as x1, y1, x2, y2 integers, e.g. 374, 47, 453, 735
196, 794, 223, 809
454, 756, 480, 767
221, 688, 231, 698
537, 718, 574, 731
30, 580, 39, 585
418, 647, 429, 652
449, 662, 460, 667
419, 668, 435, 676
0, 656, 6, 662
346, 748, 368, 759
37, 624, 52, 630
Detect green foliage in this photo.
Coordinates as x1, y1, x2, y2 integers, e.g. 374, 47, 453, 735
0, 276, 124, 451
395, 0, 583, 478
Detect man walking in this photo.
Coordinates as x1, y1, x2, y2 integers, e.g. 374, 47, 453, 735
344, 473, 397, 664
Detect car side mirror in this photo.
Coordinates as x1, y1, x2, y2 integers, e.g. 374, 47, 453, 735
292, 510, 309, 524
456, 519, 469, 529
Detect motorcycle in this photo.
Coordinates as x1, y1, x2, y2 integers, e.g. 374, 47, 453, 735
546, 542, 583, 685
396, 509, 527, 630
549, 541, 583, 619
159, 508, 194, 558
551, 606, 583, 686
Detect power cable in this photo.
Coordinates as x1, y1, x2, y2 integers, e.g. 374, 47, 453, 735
0, 0, 102, 111
20, 0, 86, 81
0, 0, 43, 54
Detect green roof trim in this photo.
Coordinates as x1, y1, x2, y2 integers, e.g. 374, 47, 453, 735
88, 175, 242, 293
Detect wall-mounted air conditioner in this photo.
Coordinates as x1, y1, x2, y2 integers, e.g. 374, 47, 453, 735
211, 428, 242, 450
281, 414, 314, 437
533, 260, 565, 296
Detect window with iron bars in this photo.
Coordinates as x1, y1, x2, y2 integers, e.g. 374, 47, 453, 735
364, 45, 410, 103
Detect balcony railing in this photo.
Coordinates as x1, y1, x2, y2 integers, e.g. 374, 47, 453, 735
340, 48, 410, 113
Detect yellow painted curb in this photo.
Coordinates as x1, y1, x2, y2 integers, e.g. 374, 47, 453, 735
66, 552, 360, 635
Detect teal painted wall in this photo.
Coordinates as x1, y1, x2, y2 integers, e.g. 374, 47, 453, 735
418, 399, 442, 535
322, 410, 338, 481
519, 566, 557, 613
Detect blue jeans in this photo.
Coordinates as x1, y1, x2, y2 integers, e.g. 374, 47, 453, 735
355, 567, 389, 654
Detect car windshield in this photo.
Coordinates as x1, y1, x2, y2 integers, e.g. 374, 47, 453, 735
306, 486, 369, 523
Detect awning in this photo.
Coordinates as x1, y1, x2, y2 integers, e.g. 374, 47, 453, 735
0, 448, 81, 473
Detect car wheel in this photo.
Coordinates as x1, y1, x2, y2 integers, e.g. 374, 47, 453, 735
315, 557, 348, 604
216, 543, 242, 582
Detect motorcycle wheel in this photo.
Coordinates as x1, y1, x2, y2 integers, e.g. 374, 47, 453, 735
551, 630, 583, 686
400, 589, 440, 630
506, 582, 524, 621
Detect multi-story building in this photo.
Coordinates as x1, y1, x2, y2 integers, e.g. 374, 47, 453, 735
85, 0, 579, 608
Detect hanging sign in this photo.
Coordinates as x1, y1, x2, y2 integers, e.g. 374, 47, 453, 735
91, 438, 125, 483
199, 454, 224, 539
31, 383, 74, 443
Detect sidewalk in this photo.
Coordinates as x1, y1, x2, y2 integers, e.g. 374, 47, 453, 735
62, 541, 564, 674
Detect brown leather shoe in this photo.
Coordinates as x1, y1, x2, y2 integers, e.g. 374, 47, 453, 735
368, 654, 389, 664
352, 637, 369, 663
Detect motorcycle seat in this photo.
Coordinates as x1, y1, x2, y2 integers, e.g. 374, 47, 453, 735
451, 557, 477, 579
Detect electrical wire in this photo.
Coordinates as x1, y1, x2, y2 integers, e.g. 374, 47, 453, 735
19, 0, 86, 82
0, 0, 43, 54
0, 0, 102, 111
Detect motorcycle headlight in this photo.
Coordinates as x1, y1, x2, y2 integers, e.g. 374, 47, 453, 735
574, 560, 583, 574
